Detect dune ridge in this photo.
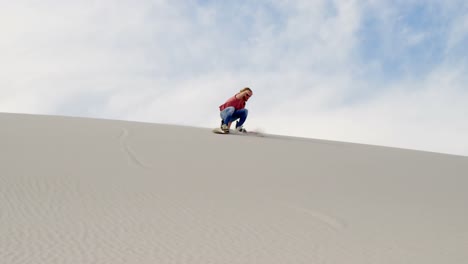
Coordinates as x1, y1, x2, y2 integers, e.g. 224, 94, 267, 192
1, 113, 467, 264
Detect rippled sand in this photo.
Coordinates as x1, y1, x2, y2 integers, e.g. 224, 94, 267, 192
1, 113, 467, 263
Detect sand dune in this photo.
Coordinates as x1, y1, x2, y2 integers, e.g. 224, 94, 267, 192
1, 113, 467, 263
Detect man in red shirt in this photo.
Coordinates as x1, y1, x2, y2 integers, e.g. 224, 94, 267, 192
219, 87, 253, 133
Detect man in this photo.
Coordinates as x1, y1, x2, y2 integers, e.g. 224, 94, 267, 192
219, 87, 253, 133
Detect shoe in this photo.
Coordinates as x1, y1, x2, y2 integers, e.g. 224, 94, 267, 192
220, 123, 230, 133
235, 126, 247, 133
235, 121, 247, 133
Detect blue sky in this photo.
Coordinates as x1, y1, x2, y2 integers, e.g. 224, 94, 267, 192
1, 0, 467, 156
358, 1, 463, 80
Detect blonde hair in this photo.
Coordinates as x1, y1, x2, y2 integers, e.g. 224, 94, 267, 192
240, 87, 252, 93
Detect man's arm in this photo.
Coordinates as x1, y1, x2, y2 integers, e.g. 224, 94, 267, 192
235, 91, 247, 99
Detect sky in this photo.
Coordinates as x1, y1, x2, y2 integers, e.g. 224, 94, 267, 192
1, 0, 468, 156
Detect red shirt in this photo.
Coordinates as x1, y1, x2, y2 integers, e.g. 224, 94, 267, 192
219, 94, 246, 111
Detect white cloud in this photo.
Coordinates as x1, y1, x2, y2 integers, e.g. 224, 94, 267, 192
256, 63, 468, 156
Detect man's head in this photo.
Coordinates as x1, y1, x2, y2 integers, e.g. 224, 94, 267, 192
240, 87, 253, 101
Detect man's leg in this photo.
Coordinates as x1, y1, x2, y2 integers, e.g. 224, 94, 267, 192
220, 106, 235, 125
231, 109, 248, 128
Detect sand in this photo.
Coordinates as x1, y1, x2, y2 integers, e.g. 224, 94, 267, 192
1, 113, 467, 263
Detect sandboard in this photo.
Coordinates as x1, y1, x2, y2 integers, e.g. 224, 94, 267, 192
212, 127, 264, 137
212, 127, 228, 134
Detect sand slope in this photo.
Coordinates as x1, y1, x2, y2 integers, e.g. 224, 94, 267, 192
1, 113, 467, 264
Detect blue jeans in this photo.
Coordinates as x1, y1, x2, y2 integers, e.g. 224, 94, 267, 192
220, 107, 248, 127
